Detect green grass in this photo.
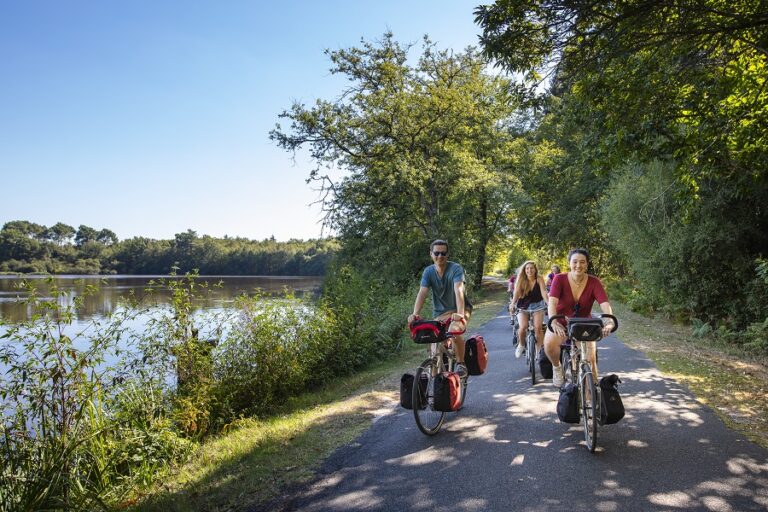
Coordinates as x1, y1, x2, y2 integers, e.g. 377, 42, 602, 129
613, 302, 768, 449
128, 290, 768, 512
128, 286, 509, 511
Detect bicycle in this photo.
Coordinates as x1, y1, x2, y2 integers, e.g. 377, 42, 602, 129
516, 309, 547, 385
411, 322, 468, 436
548, 313, 618, 452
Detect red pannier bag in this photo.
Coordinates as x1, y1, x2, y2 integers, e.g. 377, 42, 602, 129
433, 371, 462, 411
465, 334, 488, 376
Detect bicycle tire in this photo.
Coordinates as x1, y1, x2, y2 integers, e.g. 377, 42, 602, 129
413, 359, 445, 435
561, 346, 574, 385
580, 365, 598, 452
527, 331, 536, 385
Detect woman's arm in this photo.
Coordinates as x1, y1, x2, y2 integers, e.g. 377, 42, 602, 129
548, 296, 565, 337
599, 301, 614, 337
539, 276, 549, 303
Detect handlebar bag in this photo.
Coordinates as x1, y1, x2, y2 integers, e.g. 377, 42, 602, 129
410, 320, 447, 344
433, 371, 462, 411
465, 334, 488, 375
568, 318, 604, 342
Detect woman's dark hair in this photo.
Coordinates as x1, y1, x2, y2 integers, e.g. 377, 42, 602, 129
567, 248, 590, 265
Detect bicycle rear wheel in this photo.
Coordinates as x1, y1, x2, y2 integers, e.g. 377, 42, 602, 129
580, 366, 598, 452
527, 331, 536, 385
413, 359, 445, 435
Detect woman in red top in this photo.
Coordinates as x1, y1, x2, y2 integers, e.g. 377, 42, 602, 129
544, 248, 615, 388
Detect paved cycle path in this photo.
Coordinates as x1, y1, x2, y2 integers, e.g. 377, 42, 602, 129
258, 308, 768, 512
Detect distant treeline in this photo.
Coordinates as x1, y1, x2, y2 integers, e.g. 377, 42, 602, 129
0, 220, 337, 275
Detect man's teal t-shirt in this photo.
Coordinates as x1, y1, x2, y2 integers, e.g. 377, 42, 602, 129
420, 261, 465, 317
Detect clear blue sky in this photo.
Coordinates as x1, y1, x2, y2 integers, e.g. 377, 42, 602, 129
0, 1, 483, 242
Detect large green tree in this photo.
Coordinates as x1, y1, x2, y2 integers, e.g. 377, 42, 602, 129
476, 0, 768, 322
271, 33, 528, 288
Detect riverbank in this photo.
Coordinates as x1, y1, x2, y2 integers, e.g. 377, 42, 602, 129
128, 288, 768, 511
128, 282, 509, 511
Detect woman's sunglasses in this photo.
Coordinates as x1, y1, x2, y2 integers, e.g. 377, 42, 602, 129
432, 251, 448, 256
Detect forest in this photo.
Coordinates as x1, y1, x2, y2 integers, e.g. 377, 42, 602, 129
0, 221, 337, 276
272, 1, 768, 352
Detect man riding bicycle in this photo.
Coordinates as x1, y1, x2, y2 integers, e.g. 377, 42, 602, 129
408, 239, 472, 378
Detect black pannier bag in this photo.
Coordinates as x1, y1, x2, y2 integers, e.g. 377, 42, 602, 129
399, 373, 427, 410
557, 382, 580, 423
599, 374, 625, 425
538, 347, 553, 379
568, 318, 605, 342
410, 320, 447, 344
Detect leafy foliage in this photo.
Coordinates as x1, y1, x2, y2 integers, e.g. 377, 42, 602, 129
477, 1, 768, 336
271, 33, 531, 289
0, 222, 337, 276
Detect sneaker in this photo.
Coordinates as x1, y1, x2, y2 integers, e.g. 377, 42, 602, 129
552, 365, 565, 388
455, 363, 468, 379
515, 344, 525, 359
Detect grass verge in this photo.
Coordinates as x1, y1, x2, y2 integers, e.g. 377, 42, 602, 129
613, 302, 768, 449
128, 284, 509, 512
131, 289, 767, 512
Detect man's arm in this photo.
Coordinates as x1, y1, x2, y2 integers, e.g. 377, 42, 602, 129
453, 280, 466, 318
408, 286, 430, 325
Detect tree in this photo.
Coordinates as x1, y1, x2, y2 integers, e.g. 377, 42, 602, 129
46, 223, 76, 246
475, 0, 768, 82
75, 225, 98, 248
2, 220, 46, 240
476, 0, 768, 321
96, 228, 118, 246
271, 33, 527, 288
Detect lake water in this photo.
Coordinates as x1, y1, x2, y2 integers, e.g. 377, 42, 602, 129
0, 274, 323, 323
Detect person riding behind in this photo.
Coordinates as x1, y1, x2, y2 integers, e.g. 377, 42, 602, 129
509, 260, 549, 359
408, 239, 472, 378
546, 265, 561, 291
543, 248, 615, 388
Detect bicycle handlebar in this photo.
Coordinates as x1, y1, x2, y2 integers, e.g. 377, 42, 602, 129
547, 314, 619, 333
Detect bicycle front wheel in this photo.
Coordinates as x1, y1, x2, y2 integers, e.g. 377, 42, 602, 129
580, 367, 598, 452
527, 332, 536, 385
561, 346, 574, 385
413, 359, 445, 436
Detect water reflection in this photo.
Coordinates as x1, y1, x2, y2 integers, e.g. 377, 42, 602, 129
0, 275, 323, 323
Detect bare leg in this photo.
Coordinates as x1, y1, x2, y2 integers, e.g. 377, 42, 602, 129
533, 310, 544, 350
517, 311, 528, 348
544, 329, 566, 367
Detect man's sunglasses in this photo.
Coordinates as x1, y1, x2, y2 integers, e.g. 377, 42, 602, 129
432, 251, 448, 256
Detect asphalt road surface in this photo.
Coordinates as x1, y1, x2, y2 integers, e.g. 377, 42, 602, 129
258, 308, 768, 512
